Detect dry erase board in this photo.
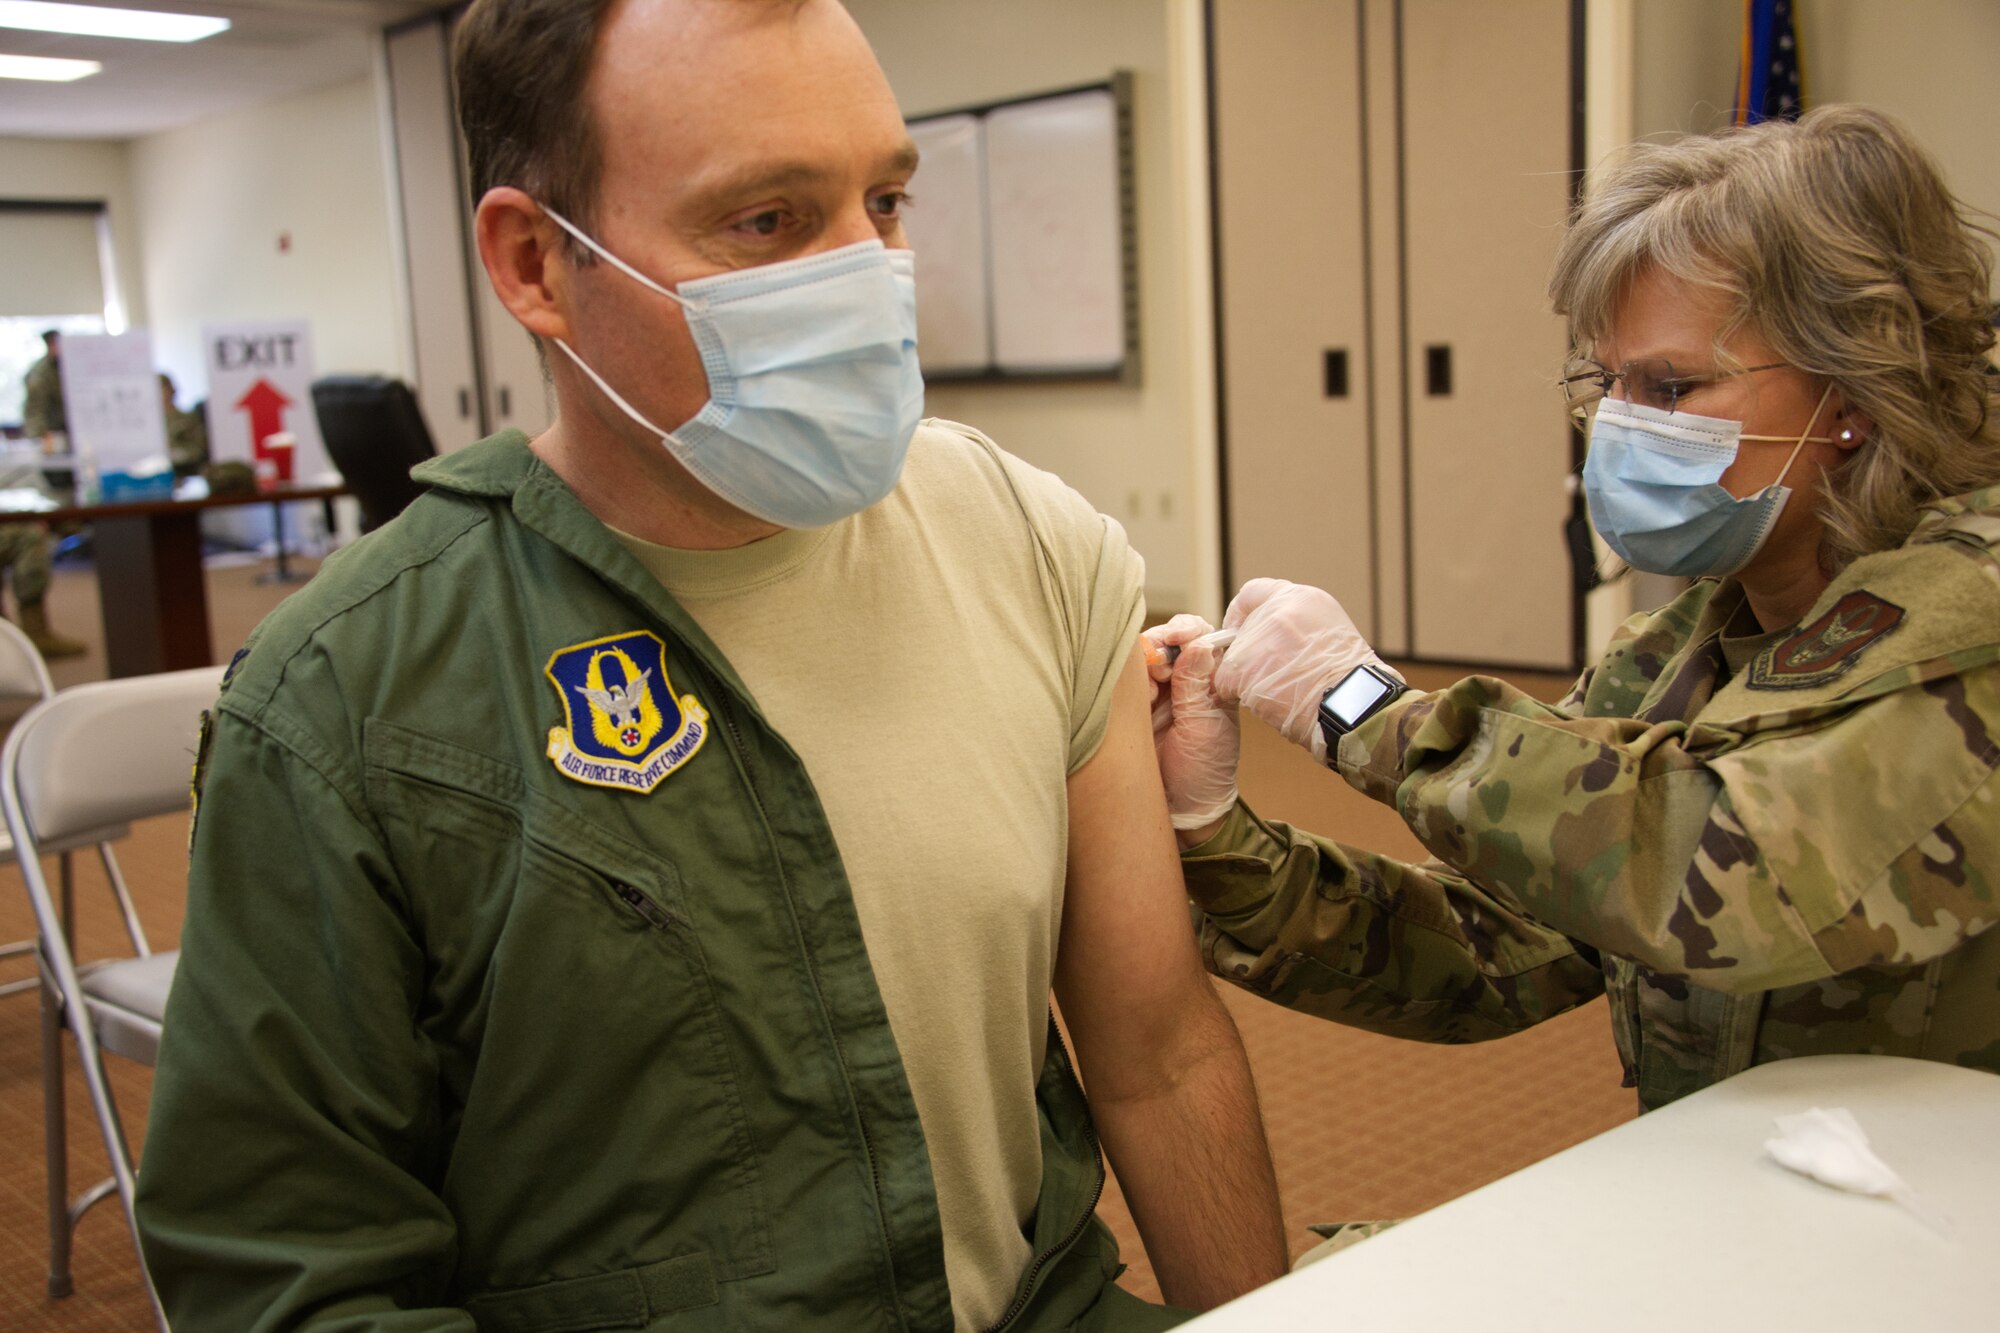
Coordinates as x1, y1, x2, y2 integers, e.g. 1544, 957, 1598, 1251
901, 75, 1137, 383
904, 114, 991, 374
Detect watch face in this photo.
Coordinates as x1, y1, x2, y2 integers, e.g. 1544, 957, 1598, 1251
1324, 668, 1396, 728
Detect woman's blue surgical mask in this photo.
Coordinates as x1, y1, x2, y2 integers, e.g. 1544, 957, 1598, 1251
542, 206, 924, 529
1583, 384, 1833, 578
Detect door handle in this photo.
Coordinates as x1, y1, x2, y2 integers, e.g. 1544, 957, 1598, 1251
1323, 349, 1349, 398
498, 385, 512, 418
458, 387, 473, 418
1425, 345, 1452, 397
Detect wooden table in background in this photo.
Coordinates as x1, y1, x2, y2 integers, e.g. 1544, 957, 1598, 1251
34, 484, 347, 678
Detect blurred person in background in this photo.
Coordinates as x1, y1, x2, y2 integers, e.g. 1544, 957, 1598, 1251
160, 373, 209, 478
21, 329, 65, 448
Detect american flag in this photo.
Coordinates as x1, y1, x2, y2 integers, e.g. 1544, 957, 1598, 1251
1733, 0, 1805, 126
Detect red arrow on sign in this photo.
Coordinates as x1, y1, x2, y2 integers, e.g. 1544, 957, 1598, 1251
236, 378, 295, 481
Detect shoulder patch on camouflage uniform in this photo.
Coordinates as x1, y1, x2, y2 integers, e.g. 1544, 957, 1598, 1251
1746, 591, 1906, 691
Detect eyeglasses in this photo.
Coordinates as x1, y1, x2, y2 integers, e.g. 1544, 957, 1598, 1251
1559, 358, 1788, 419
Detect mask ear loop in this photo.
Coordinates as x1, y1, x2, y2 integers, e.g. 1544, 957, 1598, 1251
1723, 381, 1836, 572
552, 338, 680, 441
538, 203, 691, 442
1743, 381, 1837, 488
540, 205, 690, 308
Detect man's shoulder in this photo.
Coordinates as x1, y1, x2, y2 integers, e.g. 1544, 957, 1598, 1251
899, 417, 1119, 553
217, 489, 495, 720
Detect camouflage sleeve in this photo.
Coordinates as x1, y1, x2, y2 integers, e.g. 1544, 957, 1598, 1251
1336, 665, 2000, 995
1182, 804, 1604, 1042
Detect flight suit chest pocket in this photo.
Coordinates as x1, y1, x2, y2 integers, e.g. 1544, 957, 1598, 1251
466, 1253, 719, 1333
360, 720, 774, 1290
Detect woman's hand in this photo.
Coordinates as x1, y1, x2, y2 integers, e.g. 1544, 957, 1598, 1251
1142, 615, 1240, 844
1212, 578, 1397, 764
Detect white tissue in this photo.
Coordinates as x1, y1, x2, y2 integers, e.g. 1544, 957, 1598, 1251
1765, 1106, 1952, 1238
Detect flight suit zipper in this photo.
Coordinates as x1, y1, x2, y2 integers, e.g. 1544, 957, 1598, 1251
708, 687, 909, 1328
612, 881, 677, 931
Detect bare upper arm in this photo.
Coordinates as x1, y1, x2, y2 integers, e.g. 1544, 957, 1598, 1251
1054, 642, 1218, 1097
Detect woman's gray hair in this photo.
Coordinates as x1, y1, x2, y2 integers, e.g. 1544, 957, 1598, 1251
1550, 104, 2000, 568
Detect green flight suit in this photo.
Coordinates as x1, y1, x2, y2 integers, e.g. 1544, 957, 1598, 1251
1186, 485, 2000, 1111
138, 432, 1181, 1332
21, 352, 64, 438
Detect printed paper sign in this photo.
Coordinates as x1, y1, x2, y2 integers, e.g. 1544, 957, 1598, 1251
201, 319, 328, 483
59, 330, 167, 475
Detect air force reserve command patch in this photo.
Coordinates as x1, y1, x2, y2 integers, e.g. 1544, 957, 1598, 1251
1747, 590, 1907, 691
545, 631, 708, 792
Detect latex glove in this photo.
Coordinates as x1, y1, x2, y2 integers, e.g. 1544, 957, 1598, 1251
1211, 578, 1399, 765
1141, 615, 1241, 831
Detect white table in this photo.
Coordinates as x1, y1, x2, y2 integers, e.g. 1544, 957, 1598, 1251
1186, 1055, 2000, 1331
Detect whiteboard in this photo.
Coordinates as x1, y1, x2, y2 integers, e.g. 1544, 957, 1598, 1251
903, 114, 991, 374
902, 78, 1134, 381
984, 88, 1127, 375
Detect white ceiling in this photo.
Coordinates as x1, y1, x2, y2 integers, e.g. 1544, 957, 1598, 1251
0, 0, 436, 139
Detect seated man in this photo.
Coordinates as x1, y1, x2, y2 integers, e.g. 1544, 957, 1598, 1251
136, 2, 1286, 1329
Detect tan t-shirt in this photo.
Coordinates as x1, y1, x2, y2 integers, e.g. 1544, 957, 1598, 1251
615, 420, 1144, 1330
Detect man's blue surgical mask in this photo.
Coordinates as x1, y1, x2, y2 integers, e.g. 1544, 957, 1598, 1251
543, 206, 924, 529
1583, 384, 1833, 578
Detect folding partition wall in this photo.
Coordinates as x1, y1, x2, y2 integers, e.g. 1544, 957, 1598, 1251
382, 11, 552, 454
1209, 0, 1582, 671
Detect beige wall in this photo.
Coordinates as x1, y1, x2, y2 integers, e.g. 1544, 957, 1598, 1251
1626, 0, 1999, 233
0, 135, 147, 330
1799, 0, 2000, 261
129, 76, 407, 400
841, 0, 1216, 615
1630, 0, 1740, 139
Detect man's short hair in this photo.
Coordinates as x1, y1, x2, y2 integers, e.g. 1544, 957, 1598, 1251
41, 329, 59, 345
453, 0, 621, 233
455, 0, 815, 241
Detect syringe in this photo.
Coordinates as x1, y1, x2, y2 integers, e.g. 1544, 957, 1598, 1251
1144, 626, 1237, 671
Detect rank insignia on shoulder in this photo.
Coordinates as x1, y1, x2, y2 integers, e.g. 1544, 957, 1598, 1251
1747, 591, 1906, 691
544, 631, 708, 793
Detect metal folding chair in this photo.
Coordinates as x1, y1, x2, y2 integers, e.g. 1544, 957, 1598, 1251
0, 618, 145, 999
2, 664, 224, 1330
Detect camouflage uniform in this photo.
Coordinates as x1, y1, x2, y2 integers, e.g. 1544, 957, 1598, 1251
12, 353, 65, 611
1185, 485, 2000, 1110
21, 353, 64, 439
165, 405, 208, 475
0, 522, 51, 606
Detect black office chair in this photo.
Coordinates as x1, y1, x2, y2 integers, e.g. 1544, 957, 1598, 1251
310, 376, 438, 533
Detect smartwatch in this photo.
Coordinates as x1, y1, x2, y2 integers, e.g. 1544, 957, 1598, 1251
1315, 662, 1407, 761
